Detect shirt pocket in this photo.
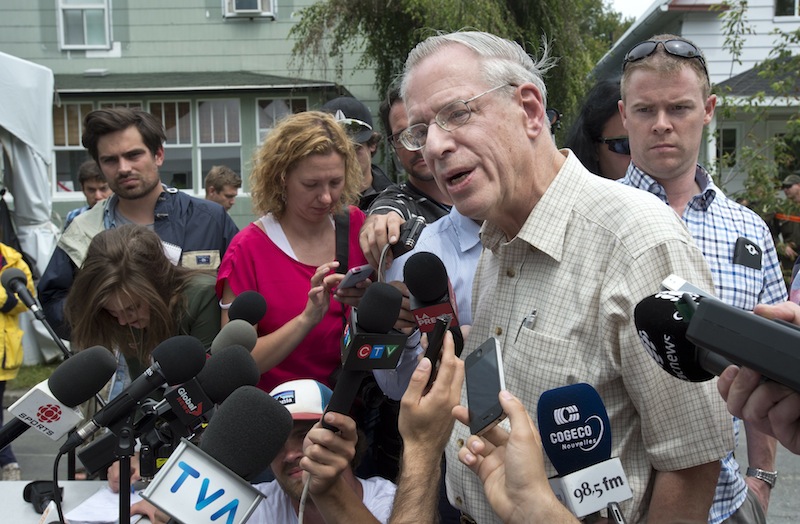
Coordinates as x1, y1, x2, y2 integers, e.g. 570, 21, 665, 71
504, 327, 585, 396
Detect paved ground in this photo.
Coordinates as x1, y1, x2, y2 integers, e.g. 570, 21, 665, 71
4, 390, 800, 521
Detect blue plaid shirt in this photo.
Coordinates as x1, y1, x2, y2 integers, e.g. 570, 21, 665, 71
623, 163, 786, 523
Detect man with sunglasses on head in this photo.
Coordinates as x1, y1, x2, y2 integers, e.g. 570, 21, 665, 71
384, 30, 733, 523
619, 34, 784, 524
322, 96, 396, 211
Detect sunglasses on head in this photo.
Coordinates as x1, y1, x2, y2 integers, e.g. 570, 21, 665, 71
623, 39, 709, 80
598, 136, 630, 155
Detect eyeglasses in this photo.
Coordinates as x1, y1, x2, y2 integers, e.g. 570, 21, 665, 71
623, 39, 709, 81
387, 132, 403, 151
398, 84, 510, 151
598, 136, 631, 155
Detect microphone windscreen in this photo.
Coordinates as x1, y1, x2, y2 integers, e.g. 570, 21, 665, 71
228, 290, 267, 325
48, 346, 116, 407
210, 319, 258, 354
200, 385, 292, 481
196, 345, 260, 403
0, 267, 26, 291
633, 292, 714, 382
537, 383, 612, 476
152, 335, 207, 386
356, 282, 402, 334
404, 252, 449, 303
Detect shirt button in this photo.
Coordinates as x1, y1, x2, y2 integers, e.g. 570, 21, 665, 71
456, 438, 464, 448
506, 268, 516, 278
494, 326, 502, 336
455, 496, 463, 507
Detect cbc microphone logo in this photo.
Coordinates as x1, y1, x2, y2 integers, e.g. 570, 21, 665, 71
37, 404, 62, 423
553, 405, 579, 425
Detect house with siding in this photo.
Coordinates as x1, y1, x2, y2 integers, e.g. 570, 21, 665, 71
592, 0, 800, 194
0, 0, 380, 228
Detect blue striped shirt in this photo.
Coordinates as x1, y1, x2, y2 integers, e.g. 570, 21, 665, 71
622, 164, 786, 523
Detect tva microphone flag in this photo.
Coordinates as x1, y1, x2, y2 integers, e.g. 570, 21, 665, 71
537, 383, 632, 518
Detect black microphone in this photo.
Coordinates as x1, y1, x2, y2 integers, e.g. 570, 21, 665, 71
0, 346, 116, 449
322, 282, 407, 431
199, 385, 292, 480
77, 345, 260, 479
163, 344, 260, 426
210, 319, 258, 353
635, 290, 800, 392
228, 290, 267, 325
404, 252, 460, 332
60, 335, 207, 453
537, 383, 632, 518
1, 267, 42, 320
633, 291, 728, 382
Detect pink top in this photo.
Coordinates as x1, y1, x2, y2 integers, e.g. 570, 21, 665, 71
216, 206, 368, 392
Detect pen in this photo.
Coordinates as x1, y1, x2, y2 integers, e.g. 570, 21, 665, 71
515, 308, 537, 342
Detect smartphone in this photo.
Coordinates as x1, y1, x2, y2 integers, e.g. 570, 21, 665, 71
338, 264, 374, 289
660, 274, 713, 299
465, 337, 507, 436
424, 315, 451, 388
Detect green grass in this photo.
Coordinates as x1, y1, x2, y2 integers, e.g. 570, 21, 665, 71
8, 363, 59, 390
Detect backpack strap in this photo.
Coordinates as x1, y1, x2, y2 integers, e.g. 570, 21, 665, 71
333, 210, 350, 275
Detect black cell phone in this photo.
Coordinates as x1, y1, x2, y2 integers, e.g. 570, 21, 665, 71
465, 337, 507, 436
424, 315, 451, 388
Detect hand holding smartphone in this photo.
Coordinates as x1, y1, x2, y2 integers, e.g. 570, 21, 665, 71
465, 337, 507, 436
423, 316, 451, 388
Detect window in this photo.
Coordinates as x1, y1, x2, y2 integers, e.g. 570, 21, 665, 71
257, 98, 308, 142
776, 0, 799, 16
53, 102, 95, 193
150, 101, 193, 189
197, 100, 241, 191
222, 0, 277, 18
716, 127, 739, 168
57, 0, 111, 50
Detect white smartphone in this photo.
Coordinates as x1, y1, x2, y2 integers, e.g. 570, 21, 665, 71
338, 264, 374, 289
660, 274, 713, 299
465, 337, 507, 436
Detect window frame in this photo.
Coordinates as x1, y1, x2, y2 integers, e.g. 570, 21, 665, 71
56, 0, 112, 51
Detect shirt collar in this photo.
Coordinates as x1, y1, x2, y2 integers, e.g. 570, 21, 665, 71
624, 163, 718, 211
480, 150, 581, 262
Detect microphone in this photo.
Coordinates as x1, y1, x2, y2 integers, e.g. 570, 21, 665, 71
228, 290, 267, 325
60, 335, 207, 453
322, 282, 408, 431
0, 346, 116, 449
163, 344, 260, 427
634, 290, 800, 392
141, 385, 292, 524
210, 319, 258, 353
1, 266, 42, 320
537, 383, 632, 518
77, 345, 260, 479
404, 252, 460, 332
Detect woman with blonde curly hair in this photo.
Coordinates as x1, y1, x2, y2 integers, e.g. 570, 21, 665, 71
216, 110, 369, 392
66, 224, 219, 381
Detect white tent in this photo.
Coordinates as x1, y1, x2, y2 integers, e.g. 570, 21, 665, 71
0, 51, 60, 274
0, 52, 64, 363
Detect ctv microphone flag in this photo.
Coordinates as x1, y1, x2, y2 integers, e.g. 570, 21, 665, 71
537, 383, 632, 518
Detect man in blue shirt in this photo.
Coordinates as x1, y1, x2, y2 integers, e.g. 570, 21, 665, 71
620, 34, 784, 523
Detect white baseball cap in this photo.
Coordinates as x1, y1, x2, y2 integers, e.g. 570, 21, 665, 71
269, 379, 333, 421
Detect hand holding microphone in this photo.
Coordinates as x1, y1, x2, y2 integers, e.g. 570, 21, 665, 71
716, 301, 800, 454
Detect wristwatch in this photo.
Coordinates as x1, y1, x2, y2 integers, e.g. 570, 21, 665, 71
745, 467, 778, 489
